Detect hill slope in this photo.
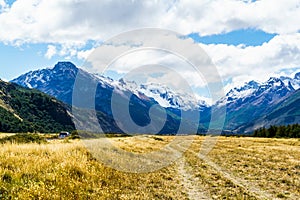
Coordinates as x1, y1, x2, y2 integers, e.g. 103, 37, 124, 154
238, 89, 300, 132
0, 80, 75, 133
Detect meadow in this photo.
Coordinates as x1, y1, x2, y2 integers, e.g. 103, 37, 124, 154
0, 135, 299, 199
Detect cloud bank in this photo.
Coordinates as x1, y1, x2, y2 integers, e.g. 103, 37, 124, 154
1, 0, 300, 91
1, 0, 300, 45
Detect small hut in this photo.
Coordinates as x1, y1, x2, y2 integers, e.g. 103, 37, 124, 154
59, 131, 70, 139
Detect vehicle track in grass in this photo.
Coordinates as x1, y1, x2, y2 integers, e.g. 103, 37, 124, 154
197, 153, 274, 200
165, 142, 210, 200
177, 156, 210, 200
171, 137, 276, 199
195, 136, 300, 200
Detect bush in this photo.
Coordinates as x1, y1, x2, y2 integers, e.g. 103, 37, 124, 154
0, 134, 46, 144
69, 131, 81, 139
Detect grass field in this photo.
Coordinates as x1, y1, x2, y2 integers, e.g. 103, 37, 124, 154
0, 135, 299, 199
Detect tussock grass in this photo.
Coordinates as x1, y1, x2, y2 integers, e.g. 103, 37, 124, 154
0, 140, 186, 199
205, 137, 300, 199
0, 136, 299, 199
110, 135, 172, 153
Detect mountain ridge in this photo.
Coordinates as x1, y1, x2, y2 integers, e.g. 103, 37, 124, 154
13, 62, 208, 111
213, 74, 300, 132
13, 62, 203, 134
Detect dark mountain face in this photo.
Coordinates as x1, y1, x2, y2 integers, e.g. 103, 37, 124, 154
265, 89, 300, 124
0, 80, 75, 133
13, 62, 202, 134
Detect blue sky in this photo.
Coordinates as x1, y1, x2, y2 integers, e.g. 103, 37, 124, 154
0, 43, 83, 80
0, 0, 300, 92
188, 29, 277, 46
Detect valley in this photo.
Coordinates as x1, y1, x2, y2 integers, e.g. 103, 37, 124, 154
0, 135, 299, 199
1, 1, 300, 200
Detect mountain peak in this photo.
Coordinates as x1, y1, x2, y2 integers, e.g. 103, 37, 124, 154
267, 77, 281, 82
248, 80, 260, 87
53, 62, 78, 72
266, 77, 283, 87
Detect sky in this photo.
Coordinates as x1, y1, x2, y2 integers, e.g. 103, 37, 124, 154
1, 0, 300, 96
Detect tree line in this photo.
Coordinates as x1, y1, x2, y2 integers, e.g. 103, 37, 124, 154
253, 124, 300, 138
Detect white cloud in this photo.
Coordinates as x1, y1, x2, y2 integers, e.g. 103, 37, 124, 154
45, 45, 57, 59
87, 32, 300, 94
79, 30, 225, 101
81, 29, 300, 95
162, 0, 300, 36
110, 50, 208, 88
202, 33, 300, 90
77, 48, 95, 60
0, 0, 171, 45
83, 30, 221, 90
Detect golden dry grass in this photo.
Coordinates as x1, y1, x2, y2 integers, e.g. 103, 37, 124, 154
0, 139, 186, 200
0, 136, 299, 199
0, 133, 16, 138
205, 137, 300, 199
110, 135, 174, 153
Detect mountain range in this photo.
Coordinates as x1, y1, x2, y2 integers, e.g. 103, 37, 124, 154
12, 62, 202, 134
11, 61, 300, 134
213, 74, 300, 132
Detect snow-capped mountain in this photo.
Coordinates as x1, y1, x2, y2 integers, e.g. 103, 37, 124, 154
13, 62, 208, 111
213, 73, 300, 131
11, 61, 300, 133
217, 80, 261, 107
12, 62, 79, 104
109, 79, 208, 111
12, 62, 204, 134
280, 72, 300, 90
217, 73, 300, 107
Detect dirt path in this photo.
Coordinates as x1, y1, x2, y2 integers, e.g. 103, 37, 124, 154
177, 157, 210, 200
167, 143, 210, 200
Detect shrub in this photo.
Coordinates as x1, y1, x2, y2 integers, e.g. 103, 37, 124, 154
0, 134, 46, 144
